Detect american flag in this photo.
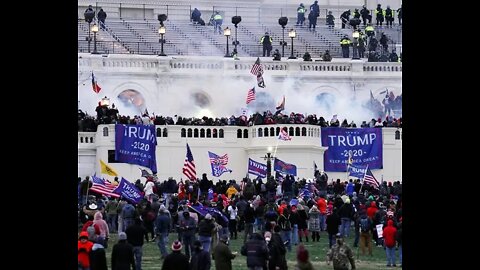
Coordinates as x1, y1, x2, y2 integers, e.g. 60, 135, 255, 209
246, 87, 256, 104
90, 174, 120, 197
183, 143, 197, 181
209, 152, 229, 166
250, 57, 263, 76
363, 168, 380, 189
278, 129, 292, 141
91, 72, 101, 94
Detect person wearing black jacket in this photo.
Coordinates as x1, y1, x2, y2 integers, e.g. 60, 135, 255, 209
267, 228, 287, 270
241, 233, 269, 270
162, 241, 189, 270
111, 232, 135, 270
326, 208, 341, 248
243, 204, 256, 243
198, 213, 215, 252
338, 199, 355, 238
125, 218, 147, 270
190, 240, 211, 270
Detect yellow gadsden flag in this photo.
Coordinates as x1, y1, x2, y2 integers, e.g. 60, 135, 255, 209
100, 159, 118, 176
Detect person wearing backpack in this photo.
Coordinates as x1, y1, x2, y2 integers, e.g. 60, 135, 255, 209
358, 213, 373, 256
277, 207, 292, 252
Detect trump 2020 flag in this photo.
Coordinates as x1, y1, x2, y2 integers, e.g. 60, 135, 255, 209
114, 177, 143, 204
274, 158, 297, 176
248, 158, 267, 178
115, 124, 157, 173
347, 163, 368, 179
208, 151, 232, 177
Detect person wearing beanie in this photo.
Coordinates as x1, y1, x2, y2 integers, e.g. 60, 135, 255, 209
214, 235, 236, 270
155, 205, 172, 259
162, 240, 189, 270
267, 227, 287, 270
198, 213, 216, 252
111, 232, 135, 270
295, 244, 314, 270
90, 240, 108, 270
78, 231, 94, 270
125, 217, 147, 270
190, 240, 212, 270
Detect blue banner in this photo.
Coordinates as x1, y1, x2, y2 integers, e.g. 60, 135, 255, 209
208, 151, 232, 177
348, 164, 368, 179
115, 124, 157, 173
274, 158, 297, 176
248, 158, 267, 178
114, 177, 143, 204
189, 204, 229, 226
321, 128, 383, 172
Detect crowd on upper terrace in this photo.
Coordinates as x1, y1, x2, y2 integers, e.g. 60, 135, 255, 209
78, 103, 402, 132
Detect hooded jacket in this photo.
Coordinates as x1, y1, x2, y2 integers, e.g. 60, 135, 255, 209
383, 219, 397, 248
78, 232, 94, 268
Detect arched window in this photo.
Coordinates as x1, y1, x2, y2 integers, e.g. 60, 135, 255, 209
258, 128, 263, 137
302, 127, 307, 136
264, 128, 269, 137
243, 129, 248, 138
219, 129, 224, 138
200, 129, 205, 138
289, 127, 294, 136
194, 129, 199, 138
163, 128, 168, 137
295, 127, 300, 136
207, 129, 211, 138
181, 128, 186, 137
187, 128, 193, 138
103, 127, 109, 137
395, 130, 401, 140
90, 137, 94, 143
213, 129, 218, 138
237, 129, 242, 138
276, 127, 281, 136
80, 137, 84, 143
156, 128, 162, 137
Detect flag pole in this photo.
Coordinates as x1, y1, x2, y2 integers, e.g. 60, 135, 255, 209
359, 164, 369, 194
345, 152, 352, 182
273, 133, 281, 160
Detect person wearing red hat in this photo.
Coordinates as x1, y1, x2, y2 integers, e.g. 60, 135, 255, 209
78, 231, 94, 270
162, 240, 189, 270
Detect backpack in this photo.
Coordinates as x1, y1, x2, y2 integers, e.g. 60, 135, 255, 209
360, 217, 370, 232
281, 215, 292, 230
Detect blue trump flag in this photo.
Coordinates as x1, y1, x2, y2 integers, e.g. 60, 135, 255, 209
115, 124, 157, 173
321, 128, 383, 172
114, 177, 143, 204
189, 204, 229, 227
274, 158, 297, 176
348, 163, 368, 179
208, 151, 232, 177
248, 158, 267, 178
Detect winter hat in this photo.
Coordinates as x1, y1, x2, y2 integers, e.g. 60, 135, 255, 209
264, 231, 272, 241
79, 231, 89, 240
205, 213, 212, 220
118, 232, 127, 241
297, 244, 309, 263
172, 240, 183, 251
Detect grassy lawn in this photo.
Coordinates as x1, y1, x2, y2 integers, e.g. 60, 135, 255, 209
103, 231, 399, 270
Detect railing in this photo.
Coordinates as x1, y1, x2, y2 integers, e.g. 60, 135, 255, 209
78, 54, 402, 74
78, 132, 96, 144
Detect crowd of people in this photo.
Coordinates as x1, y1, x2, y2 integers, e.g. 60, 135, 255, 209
79, 104, 402, 132
78, 169, 402, 269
